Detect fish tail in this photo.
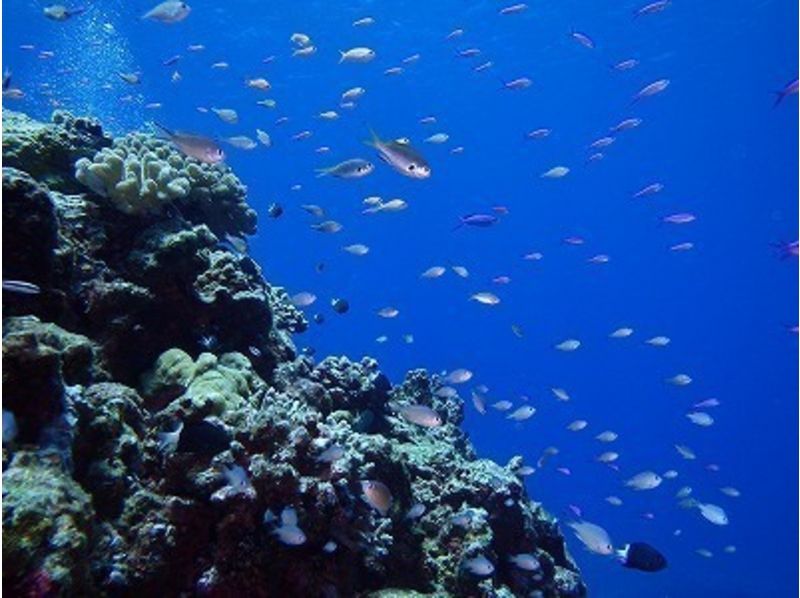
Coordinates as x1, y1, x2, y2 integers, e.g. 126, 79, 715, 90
451, 220, 464, 232
152, 121, 174, 138
338, 51, 346, 64
772, 90, 786, 108
363, 125, 380, 148
314, 168, 330, 178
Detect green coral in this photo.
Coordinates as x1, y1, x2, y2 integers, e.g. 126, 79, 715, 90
74, 131, 256, 236
141, 348, 264, 419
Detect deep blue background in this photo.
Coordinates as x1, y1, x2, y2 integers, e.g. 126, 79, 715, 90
4, 1, 797, 595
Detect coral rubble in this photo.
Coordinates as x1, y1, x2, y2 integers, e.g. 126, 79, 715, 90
2, 110, 586, 597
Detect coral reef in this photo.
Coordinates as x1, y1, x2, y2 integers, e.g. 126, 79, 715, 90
2, 110, 586, 597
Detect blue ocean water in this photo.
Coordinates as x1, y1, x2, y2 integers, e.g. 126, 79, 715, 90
3, 1, 797, 596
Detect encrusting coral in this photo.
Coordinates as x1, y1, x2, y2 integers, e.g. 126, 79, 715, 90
2, 110, 586, 597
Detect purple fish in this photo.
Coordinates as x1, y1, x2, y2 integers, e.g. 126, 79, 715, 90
2, 280, 41, 295
663, 212, 696, 224
162, 54, 182, 66
454, 213, 498, 230
774, 78, 799, 107
693, 398, 721, 409
612, 58, 639, 71
633, 182, 663, 198
502, 77, 532, 90
567, 504, 583, 518
772, 240, 799, 259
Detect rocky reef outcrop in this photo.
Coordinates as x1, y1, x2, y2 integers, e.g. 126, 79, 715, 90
2, 110, 586, 597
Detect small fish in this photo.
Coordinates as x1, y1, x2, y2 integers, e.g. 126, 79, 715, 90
3, 280, 42, 295
662, 470, 679, 479
633, 183, 664, 198
526, 128, 551, 140
507, 405, 536, 421
256, 99, 277, 109
256, 129, 272, 147
291, 292, 317, 307
492, 276, 511, 285
210, 61, 229, 70
331, 298, 349, 314
675, 444, 696, 460
421, 266, 446, 279
587, 254, 610, 264
292, 130, 313, 141
625, 471, 662, 490
684, 500, 729, 526
245, 78, 270, 90
451, 266, 469, 277
491, 400, 513, 411
696, 549, 714, 558
568, 520, 614, 555
693, 398, 721, 409
436, 386, 458, 398
666, 373, 692, 386
605, 496, 623, 506
570, 31, 595, 49
558, 467, 573, 476
663, 212, 696, 224
515, 465, 535, 476
293, 45, 317, 58
458, 48, 481, 58
634, 0, 671, 18
567, 420, 588, 432
508, 553, 540, 571
301, 204, 325, 217
187, 43, 204, 51
402, 54, 421, 64
311, 221, 342, 234
361, 480, 392, 516
316, 159, 374, 178
670, 241, 695, 252
471, 292, 500, 306
676, 486, 693, 499
446, 28, 464, 40
611, 117, 643, 133
523, 252, 543, 261
366, 128, 431, 179
610, 327, 634, 338
445, 368, 473, 384
223, 136, 257, 150
211, 107, 238, 124
595, 430, 618, 443
471, 390, 487, 414
686, 412, 714, 427
392, 403, 443, 428
318, 110, 339, 120
162, 54, 182, 66
384, 66, 404, 76
142, 0, 191, 23
343, 244, 369, 256
118, 72, 141, 84
511, 324, 524, 338
596, 451, 619, 464
322, 540, 338, 553
542, 166, 570, 178
352, 16, 375, 27
563, 236, 585, 246
555, 339, 580, 352
405, 503, 426, 519
724, 545, 737, 554
377, 307, 399, 318
502, 77, 532, 90
363, 199, 408, 214
616, 542, 668, 573
43, 5, 86, 21
455, 213, 498, 229
153, 123, 224, 164
419, 116, 437, 125
632, 79, 670, 103
463, 554, 494, 576
613, 58, 639, 71
425, 132, 449, 144
551, 387, 570, 402
720, 486, 740, 498
272, 507, 307, 545
342, 87, 366, 101
590, 136, 615, 149
339, 47, 376, 63
645, 335, 670, 347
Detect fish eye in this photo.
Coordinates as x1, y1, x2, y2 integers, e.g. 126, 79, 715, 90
407, 164, 416, 171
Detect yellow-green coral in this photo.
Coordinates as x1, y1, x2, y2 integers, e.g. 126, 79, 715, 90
74, 132, 244, 217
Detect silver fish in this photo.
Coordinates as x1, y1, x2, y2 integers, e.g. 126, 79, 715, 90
366, 128, 431, 179
316, 158, 374, 178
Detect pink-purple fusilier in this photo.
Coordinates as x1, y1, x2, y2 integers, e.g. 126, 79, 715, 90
453, 213, 499, 230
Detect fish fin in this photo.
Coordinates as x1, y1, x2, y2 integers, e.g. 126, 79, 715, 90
314, 168, 330, 178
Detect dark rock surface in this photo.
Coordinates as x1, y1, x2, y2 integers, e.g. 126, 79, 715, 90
2, 110, 586, 597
